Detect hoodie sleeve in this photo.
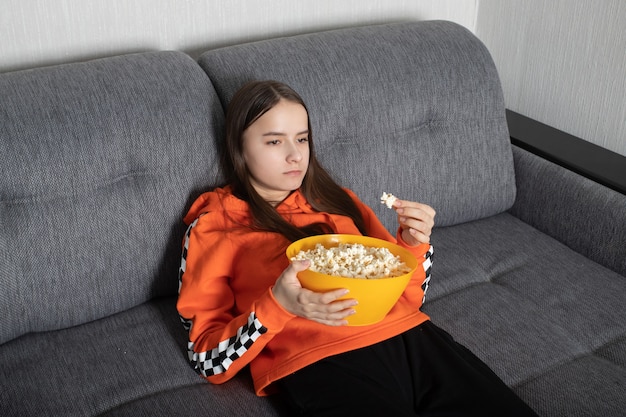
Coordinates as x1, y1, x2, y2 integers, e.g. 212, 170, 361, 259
176, 214, 295, 384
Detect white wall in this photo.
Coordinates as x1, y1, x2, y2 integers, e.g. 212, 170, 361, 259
0, 0, 477, 73
475, 0, 626, 156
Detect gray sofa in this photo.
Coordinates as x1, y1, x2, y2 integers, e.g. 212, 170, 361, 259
1, 21, 625, 417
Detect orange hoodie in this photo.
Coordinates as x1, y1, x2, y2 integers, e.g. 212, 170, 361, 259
176, 186, 433, 396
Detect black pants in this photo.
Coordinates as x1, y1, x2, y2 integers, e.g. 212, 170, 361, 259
278, 321, 539, 417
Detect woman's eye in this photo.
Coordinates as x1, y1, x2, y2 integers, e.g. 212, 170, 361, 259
266, 140, 280, 145
297, 137, 309, 143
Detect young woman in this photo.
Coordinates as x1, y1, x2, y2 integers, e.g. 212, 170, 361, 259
177, 80, 539, 416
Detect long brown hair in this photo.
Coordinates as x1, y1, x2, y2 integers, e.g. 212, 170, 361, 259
222, 80, 367, 242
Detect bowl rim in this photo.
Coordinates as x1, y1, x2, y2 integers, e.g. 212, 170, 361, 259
286, 234, 418, 280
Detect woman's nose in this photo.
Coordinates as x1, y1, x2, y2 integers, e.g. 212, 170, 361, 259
287, 143, 302, 162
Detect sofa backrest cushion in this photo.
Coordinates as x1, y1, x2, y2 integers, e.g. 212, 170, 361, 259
0, 52, 224, 344
198, 21, 515, 231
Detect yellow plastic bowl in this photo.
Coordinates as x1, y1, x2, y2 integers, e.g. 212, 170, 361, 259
286, 234, 418, 326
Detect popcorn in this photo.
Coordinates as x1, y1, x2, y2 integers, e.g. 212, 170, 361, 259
291, 242, 411, 279
380, 192, 397, 209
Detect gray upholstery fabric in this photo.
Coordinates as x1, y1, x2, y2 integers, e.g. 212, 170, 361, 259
98, 384, 285, 417
0, 297, 281, 417
197, 21, 516, 230
0, 52, 224, 344
424, 212, 626, 415
515, 355, 626, 417
510, 146, 626, 277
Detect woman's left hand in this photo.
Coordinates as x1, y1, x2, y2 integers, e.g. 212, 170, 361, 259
393, 199, 436, 246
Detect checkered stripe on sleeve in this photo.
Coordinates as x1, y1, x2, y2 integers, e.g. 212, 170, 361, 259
187, 312, 268, 377
421, 245, 433, 302
178, 217, 199, 331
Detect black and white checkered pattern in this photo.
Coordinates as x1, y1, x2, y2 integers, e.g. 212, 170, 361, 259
178, 218, 199, 331
421, 245, 434, 302
187, 312, 268, 377
178, 218, 197, 292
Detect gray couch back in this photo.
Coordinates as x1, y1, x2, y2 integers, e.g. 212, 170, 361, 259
199, 21, 515, 232
0, 21, 513, 345
0, 52, 224, 344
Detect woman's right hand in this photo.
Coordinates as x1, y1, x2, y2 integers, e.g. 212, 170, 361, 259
271, 260, 357, 326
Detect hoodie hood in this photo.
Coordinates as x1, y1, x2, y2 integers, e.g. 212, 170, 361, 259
183, 186, 316, 226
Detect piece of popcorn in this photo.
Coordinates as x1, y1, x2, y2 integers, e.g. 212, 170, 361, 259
291, 242, 411, 279
380, 192, 397, 209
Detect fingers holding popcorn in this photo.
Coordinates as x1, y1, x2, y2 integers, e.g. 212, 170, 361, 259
381, 192, 435, 245
396, 201, 435, 245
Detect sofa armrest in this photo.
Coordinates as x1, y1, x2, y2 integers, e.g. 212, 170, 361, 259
507, 110, 626, 194
508, 114, 626, 277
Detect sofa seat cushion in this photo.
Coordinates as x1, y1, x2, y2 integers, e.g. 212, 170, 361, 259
424, 212, 626, 416
515, 350, 626, 417
0, 297, 281, 417
98, 381, 290, 417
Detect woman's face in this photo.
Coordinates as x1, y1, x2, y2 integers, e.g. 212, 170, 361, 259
242, 99, 310, 204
